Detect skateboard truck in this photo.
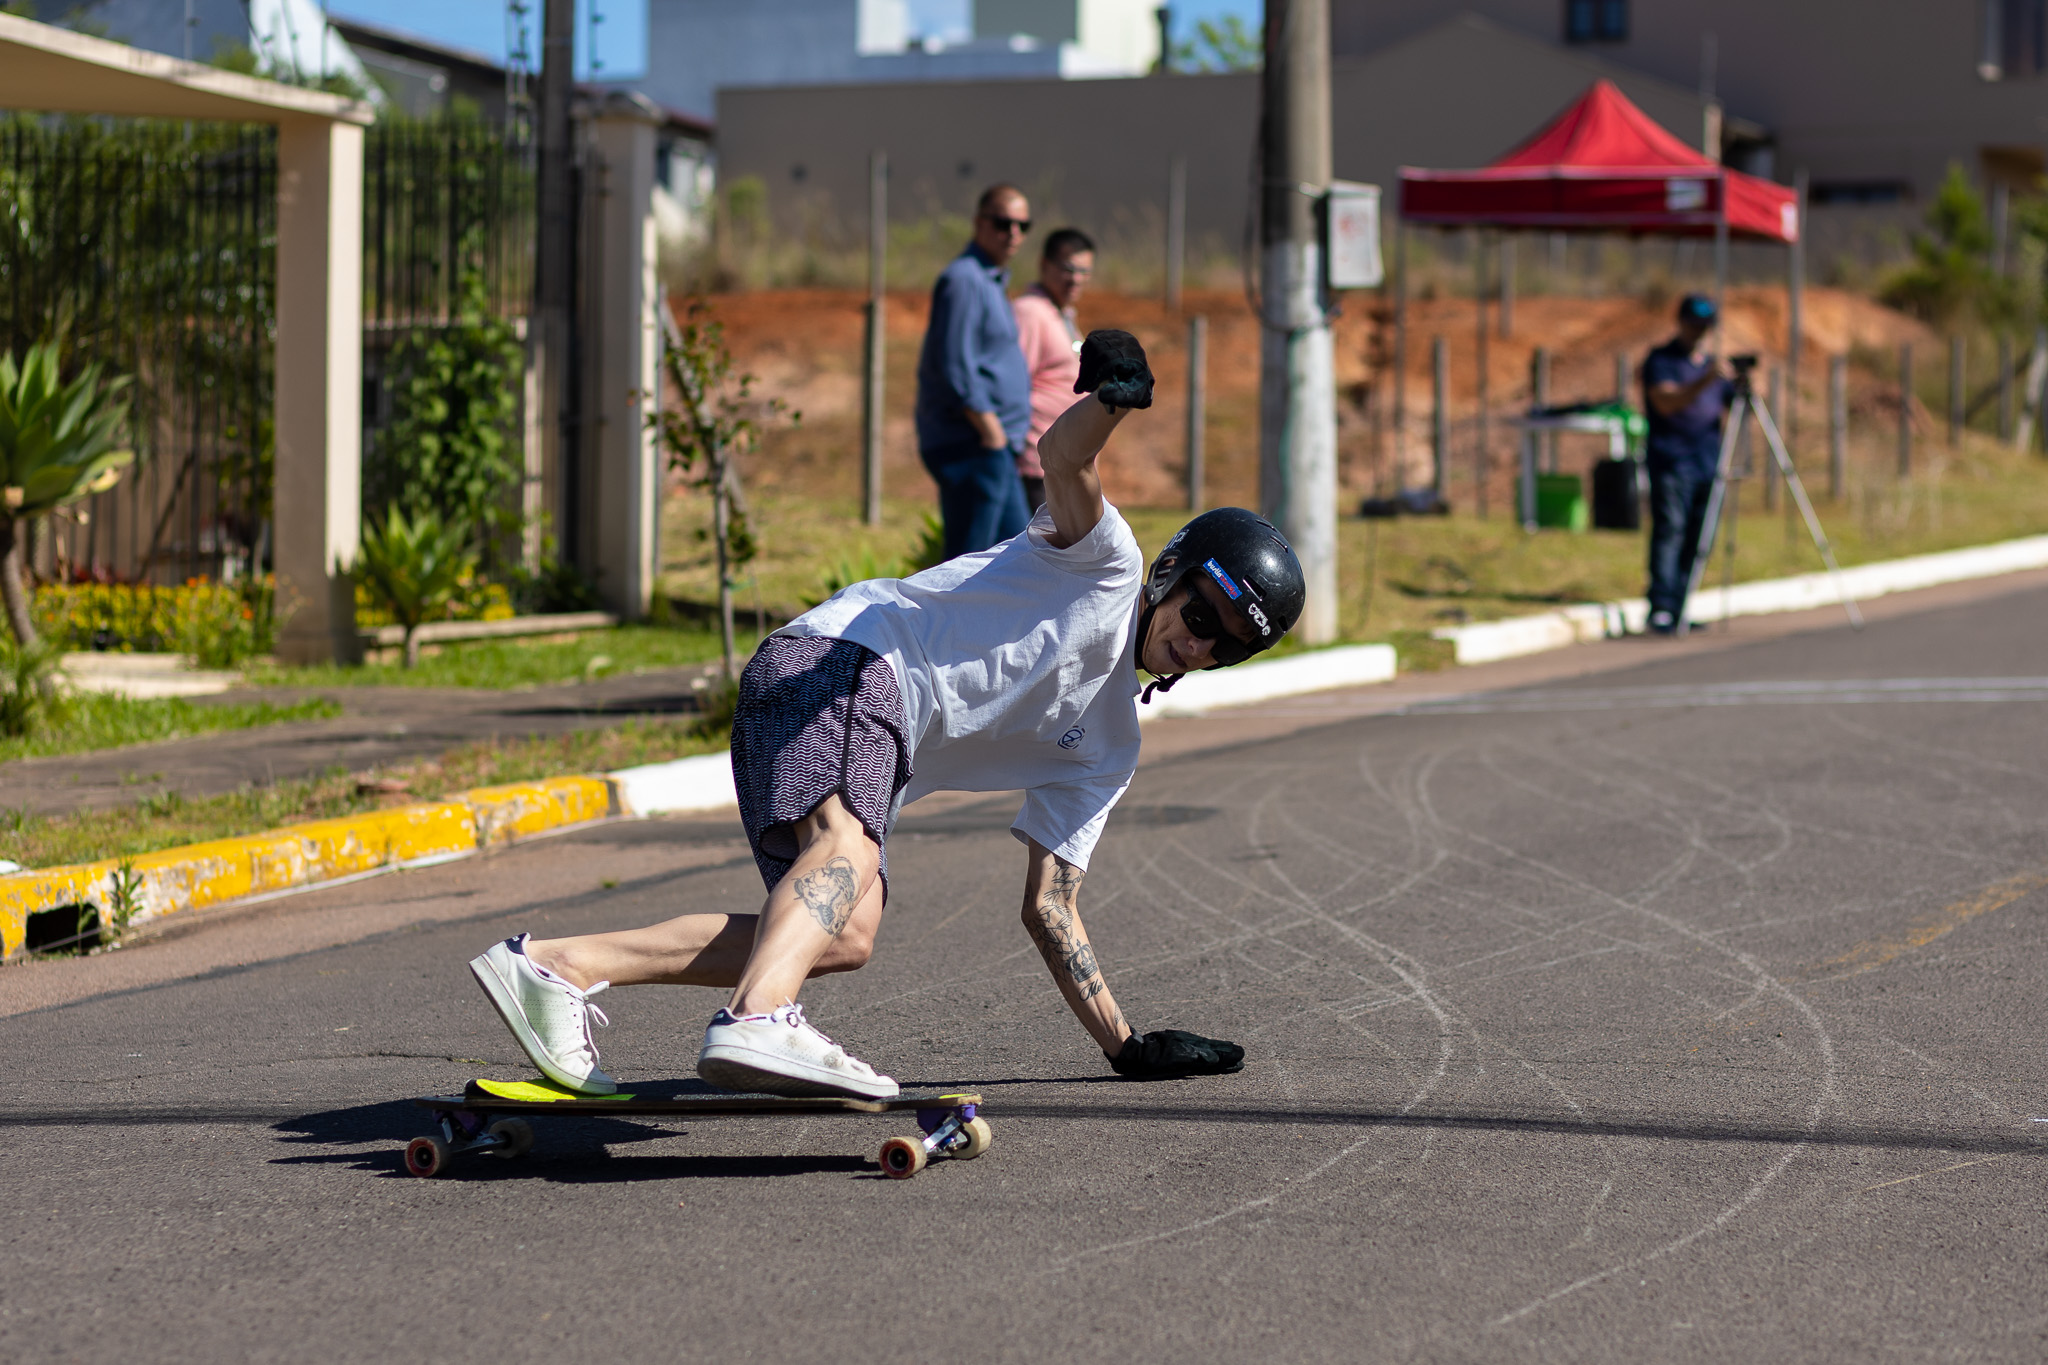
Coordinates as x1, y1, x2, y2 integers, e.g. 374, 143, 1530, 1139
405, 1106, 536, 1177
882, 1098, 987, 1179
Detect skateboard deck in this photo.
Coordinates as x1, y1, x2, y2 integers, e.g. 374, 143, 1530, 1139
403, 1079, 987, 1180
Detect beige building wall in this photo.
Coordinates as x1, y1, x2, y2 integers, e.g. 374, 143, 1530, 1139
717, 17, 1713, 253
1332, 1, 2048, 199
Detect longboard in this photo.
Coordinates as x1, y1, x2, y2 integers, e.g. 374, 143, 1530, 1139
404, 1078, 987, 1180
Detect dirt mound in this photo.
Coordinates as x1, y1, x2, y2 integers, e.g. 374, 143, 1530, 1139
691, 282, 1946, 508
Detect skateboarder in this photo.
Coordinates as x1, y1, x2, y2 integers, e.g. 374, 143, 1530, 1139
468, 330, 1305, 1100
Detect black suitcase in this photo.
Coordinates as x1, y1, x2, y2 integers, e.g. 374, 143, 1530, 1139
1592, 457, 1642, 530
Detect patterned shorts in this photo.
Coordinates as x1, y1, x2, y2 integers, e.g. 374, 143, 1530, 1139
731, 635, 912, 897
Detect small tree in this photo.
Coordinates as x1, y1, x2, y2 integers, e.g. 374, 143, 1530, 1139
1882, 164, 2010, 327
355, 505, 478, 668
1171, 15, 1262, 72
649, 299, 794, 679
0, 343, 135, 645
370, 266, 524, 567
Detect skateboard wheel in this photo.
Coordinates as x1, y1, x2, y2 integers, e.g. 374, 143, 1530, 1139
485, 1118, 534, 1158
957, 1116, 993, 1160
404, 1135, 451, 1178
879, 1135, 927, 1179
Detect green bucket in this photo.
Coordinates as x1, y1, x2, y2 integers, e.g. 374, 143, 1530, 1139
1535, 473, 1588, 532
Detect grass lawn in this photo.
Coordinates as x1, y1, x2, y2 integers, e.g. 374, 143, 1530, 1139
0, 715, 731, 872
0, 693, 341, 765
245, 622, 746, 690
663, 426, 2048, 672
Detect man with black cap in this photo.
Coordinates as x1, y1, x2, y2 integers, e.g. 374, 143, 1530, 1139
463, 330, 1305, 1101
1641, 294, 1735, 633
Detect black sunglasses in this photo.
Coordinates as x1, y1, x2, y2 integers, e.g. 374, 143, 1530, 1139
1178, 594, 1259, 668
981, 213, 1032, 235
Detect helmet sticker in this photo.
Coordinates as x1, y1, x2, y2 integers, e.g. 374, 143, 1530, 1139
1201, 558, 1242, 599
1245, 602, 1271, 635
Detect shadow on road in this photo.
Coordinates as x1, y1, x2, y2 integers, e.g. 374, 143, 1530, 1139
5, 1096, 2038, 1161
983, 1100, 2048, 1156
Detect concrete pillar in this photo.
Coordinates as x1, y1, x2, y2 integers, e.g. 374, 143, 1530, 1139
273, 117, 363, 665
581, 94, 661, 620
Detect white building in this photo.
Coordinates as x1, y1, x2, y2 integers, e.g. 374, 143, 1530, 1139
619, 0, 1162, 125
26, 0, 380, 98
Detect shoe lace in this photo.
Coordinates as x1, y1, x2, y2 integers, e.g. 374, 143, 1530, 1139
569, 982, 611, 1061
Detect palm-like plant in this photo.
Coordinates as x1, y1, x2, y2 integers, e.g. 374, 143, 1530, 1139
0, 343, 135, 645
355, 504, 477, 668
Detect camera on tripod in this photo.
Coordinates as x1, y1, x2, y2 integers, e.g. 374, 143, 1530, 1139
1728, 353, 1761, 375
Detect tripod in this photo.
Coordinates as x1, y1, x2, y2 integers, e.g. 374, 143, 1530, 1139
1675, 366, 1864, 635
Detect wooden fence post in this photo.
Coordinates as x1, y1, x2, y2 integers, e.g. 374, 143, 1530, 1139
1829, 354, 1847, 502
1184, 314, 1206, 510
1432, 337, 1448, 497
1897, 342, 1912, 478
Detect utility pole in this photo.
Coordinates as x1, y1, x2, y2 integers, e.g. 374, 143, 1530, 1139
1258, 0, 1336, 643
534, 0, 578, 563
863, 151, 887, 525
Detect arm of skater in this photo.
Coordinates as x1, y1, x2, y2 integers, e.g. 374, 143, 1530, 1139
1038, 329, 1153, 549
1020, 837, 1132, 1055
1018, 837, 1247, 1076
1035, 391, 1124, 550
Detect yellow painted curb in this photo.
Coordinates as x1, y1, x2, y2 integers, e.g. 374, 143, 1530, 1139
464, 776, 616, 848
0, 775, 621, 959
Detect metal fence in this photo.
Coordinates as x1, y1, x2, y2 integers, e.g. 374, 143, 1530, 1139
0, 115, 538, 586
360, 120, 536, 523
0, 118, 275, 585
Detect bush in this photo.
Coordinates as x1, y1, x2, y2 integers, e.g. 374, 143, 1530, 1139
0, 632, 60, 737
355, 505, 479, 667
34, 578, 277, 666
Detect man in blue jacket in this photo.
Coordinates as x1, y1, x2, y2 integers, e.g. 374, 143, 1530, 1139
916, 184, 1035, 559
1641, 294, 1735, 632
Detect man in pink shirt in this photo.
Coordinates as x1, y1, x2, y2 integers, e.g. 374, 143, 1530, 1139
1011, 227, 1094, 513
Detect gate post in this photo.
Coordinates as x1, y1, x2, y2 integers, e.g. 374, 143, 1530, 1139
274, 116, 365, 665
582, 93, 661, 621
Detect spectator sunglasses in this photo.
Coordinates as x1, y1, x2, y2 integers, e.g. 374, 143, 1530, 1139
981, 212, 1032, 235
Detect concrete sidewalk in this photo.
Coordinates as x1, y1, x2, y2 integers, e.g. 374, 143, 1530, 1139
0, 660, 730, 818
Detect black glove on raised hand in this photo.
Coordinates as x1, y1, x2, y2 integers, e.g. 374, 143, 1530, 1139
1109, 1028, 1245, 1080
1074, 329, 1155, 411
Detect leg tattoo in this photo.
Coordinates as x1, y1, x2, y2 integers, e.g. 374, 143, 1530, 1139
794, 857, 860, 936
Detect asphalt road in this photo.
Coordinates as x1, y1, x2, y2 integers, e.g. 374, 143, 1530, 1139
3, 583, 2046, 1363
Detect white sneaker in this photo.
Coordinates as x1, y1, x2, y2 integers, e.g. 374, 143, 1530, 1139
698, 1003, 899, 1100
468, 934, 619, 1095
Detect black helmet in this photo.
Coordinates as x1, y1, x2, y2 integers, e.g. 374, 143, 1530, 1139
1138, 508, 1305, 697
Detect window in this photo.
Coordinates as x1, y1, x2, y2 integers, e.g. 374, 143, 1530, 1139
1981, 0, 2047, 79
1809, 180, 1912, 207
1564, 0, 1629, 44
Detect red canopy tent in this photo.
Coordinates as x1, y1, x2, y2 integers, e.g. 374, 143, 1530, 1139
1399, 79, 1797, 242
1386, 80, 1805, 525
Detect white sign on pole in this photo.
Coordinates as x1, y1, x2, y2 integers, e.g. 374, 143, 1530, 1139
1325, 180, 1383, 289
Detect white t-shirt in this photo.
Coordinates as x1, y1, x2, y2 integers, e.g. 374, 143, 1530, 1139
777, 502, 1145, 869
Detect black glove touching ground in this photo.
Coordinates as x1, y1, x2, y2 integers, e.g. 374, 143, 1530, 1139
1109, 1028, 1245, 1080
1074, 329, 1155, 411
